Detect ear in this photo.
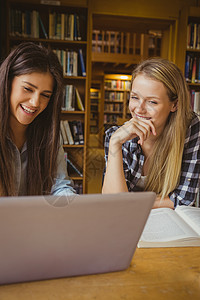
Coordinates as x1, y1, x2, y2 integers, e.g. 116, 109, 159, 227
171, 99, 178, 112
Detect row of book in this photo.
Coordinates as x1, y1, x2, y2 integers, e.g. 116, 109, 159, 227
104, 114, 120, 124
60, 120, 84, 145
91, 104, 98, 112
9, 9, 84, 41
187, 22, 200, 50
54, 48, 86, 77
105, 91, 124, 101
62, 85, 84, 111
190, 90, 200, 115
90, 90, 100, 98
104, 103, 123, 112
49, 12, 82, 40
185, 54, 200, 83
104, 80, 131, 90
10, 9, 42, 38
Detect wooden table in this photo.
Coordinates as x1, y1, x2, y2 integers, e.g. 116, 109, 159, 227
0, 247, 199, 300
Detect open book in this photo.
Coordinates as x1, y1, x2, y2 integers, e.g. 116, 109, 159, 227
138, 206, 200, 248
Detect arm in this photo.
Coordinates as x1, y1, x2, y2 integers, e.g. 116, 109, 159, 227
153, 196, 174, 209
51, 145, 76, 195
102, 137, 128, 193
102, 118, 156, 194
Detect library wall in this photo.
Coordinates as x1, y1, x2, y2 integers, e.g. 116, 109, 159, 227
89, 0, 197, 19
8, 0, 88, 6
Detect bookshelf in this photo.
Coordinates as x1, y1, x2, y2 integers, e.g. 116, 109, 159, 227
177, 6, 200, 116
103, 74, 132, 140
7, 0, 90, 194
185, 9, 200, 115
92, 29, 162, 64
90, 88, 100, 134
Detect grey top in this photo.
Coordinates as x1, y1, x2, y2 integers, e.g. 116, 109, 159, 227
8, 137, 75, 196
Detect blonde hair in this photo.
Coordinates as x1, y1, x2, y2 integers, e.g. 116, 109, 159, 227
131, 58, 193, 199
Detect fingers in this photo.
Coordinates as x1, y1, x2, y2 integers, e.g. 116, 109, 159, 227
128, 117, 156, 145
110, 117, 156, 147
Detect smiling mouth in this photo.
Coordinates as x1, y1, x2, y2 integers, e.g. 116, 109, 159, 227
20, 104, 37, 114
135, 114, 151, 120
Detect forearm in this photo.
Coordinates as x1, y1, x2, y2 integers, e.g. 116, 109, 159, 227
153, 196, 174, 209
102, 142, 128, 194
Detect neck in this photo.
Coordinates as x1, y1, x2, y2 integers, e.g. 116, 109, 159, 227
9, 118, 27, 151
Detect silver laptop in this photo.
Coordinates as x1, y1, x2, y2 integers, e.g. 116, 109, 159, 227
0, 192, 155, 284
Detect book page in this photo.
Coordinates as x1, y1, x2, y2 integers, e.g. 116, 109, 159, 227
175, 206, 200, 235
140, 208, 199, 243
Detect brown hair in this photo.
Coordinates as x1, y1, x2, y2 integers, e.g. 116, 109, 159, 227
0, 42, 64, 195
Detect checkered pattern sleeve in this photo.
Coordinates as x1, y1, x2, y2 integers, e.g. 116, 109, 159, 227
104, 126, 143, 191
104, 126, 120, 168
169, 114, 200, 207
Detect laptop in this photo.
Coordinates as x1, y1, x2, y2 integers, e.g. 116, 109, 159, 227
0, 192, 155, 285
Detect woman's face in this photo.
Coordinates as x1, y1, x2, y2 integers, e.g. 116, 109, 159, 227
129, 74, 177, 135
9, 72, 53, 130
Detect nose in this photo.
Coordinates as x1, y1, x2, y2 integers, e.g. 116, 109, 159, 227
29, 93, 40, 107
137, 99, 147, 112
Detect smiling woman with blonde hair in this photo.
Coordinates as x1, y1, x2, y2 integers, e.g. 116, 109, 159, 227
102, 58, 200, 208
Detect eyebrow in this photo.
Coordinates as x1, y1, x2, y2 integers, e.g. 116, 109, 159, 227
22, 81, 53, 94
130, 91, 160, 100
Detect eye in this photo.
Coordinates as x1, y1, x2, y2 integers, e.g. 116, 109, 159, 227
23, 86, 32, 92
148, 100, 158, 105
41, 93, 51, 99
130, 95, 139, 101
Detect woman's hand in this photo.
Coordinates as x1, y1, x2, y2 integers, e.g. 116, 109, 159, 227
153, 196, 174, 209
110, 117, 156, 147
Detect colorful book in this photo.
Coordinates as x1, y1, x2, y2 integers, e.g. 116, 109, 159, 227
78, 49, 86, 76
75, 88, 84, 111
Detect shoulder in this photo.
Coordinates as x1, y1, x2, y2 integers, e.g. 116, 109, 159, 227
104, 126, 119, 150
105, 126, 120, 139
185, 113, 200, 148
186, 113, 200, 140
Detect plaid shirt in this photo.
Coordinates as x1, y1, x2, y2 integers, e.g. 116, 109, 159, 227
104, 113, 200, 207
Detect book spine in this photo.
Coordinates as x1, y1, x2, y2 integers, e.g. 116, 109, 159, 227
78, 49, 86, 76
39, 15, 48, 39
66, 158, 83, 177
76, 14, 81, 41
75, 88, 84, 111
77, 121, 84, 144
69, 121, 79, 144
60, 121, 68, 144
191, 57, 197, 83
63, 120, 74, 145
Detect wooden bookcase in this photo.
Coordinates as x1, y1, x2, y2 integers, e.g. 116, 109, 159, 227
90, 87, 101, 135
185, 7, 200, 115
7, 0, 90, 194
177, 6, 200, 115
103, 74, 131, 140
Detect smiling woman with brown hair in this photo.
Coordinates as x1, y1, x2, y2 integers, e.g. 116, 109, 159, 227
0, 42, 75, 196
102, 58, 200, 209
